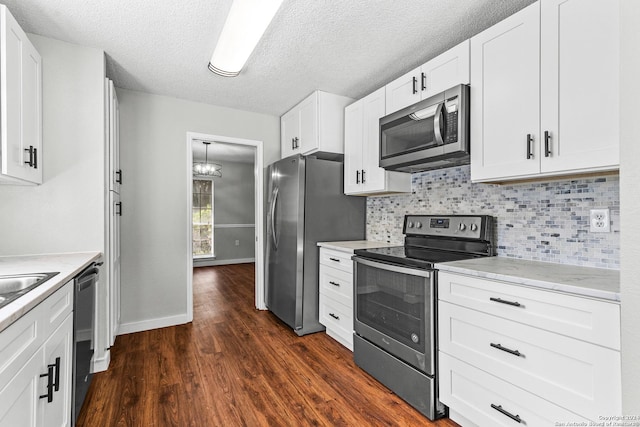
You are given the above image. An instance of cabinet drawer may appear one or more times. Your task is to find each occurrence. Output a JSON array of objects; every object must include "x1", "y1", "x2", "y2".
[
  {"x1": 319, "y1": 265, "x2": 352, "y2": 307},
  {"x1": 319, "y1": 295, "x2": 353, "y2": 349},
  {"x1": 439, "y1": 352, "x2": 590, "y2": 427},
  {"x1": 438, "y1": 271, "x2": 620, "y2": 349},
  {"x1": 319, "y1": 248, "x2": 353, "y2": 274},
  {"x1": 40, "y1": 281, "x2": 73, "y2": 337},
  {"x1": 439, "y1": 301, "x2": 621, "y2": 420}
]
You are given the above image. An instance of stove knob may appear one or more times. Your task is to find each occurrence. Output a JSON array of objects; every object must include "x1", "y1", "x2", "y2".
[
  {"x1": 407, "y1": 221, "x2": 414, "y2": 228},
  {"x1": 459, "y1": 223, "x2": 467, "y2": 231},
  {"x1": 470, "y1": 223, "x2": 478, "y2": 232},
  {"x1": 415, "y1": 221, "x2": 422, "y2": 229}
]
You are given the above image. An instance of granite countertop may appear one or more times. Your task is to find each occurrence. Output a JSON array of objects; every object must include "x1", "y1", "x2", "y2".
[
  {"x1": 0, "y1": 252, "x2": 102, "y2": 332},
  {"x1": 435, "y1": 257, "x2": 620, "y2": 302},
  {"x1": 317, "y1": 240, "x2": 397, "y2": 253}
]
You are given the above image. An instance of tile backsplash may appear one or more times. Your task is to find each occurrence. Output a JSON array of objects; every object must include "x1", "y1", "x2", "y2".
[{"x1": 366, "y1": 166, "x2": 620, "y2": 269}]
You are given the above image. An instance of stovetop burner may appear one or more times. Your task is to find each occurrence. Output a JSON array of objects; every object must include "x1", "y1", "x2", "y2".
[{"x1": 355, "y1": 214, "x2": 495, "y2": 269}]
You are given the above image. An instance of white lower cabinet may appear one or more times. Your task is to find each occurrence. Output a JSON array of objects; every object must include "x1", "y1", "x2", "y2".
[
  {"x1": 438, "y1": 271, "x2": 621, "y2": 426},
  {"x1": 318, "y1": 247, "x2": 354, "y2": 350},
  {"x1": 0, "y1": 282, "x2": 73, "y2": 427}
]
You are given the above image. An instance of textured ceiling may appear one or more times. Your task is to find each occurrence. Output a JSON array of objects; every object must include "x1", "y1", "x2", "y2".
[{"x1": 4, "y1": 0, "x2": 535, "y2": 116}]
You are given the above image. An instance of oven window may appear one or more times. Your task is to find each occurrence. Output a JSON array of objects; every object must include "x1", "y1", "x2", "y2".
[{"x1": 355, "y1": 262, "x2": 429, "y2": 353}]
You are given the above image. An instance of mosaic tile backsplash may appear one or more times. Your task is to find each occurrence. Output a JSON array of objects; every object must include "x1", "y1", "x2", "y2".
[{"x1": 366, "y1": 166, "x2": 620, "y2": 269}]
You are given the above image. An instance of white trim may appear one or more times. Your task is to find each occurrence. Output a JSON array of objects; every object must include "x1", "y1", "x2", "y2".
[
  {"x1": 186, "y1": 132, "x2": 266, "y2": 315},
  {"x1": 214, "y1": 223, "x2": 255, "y2": 228},
  {"x1": 194, "y1": 257, "x2": 255, "y2": 267},
  {"x1": 118, "y1": 313, "x2": 191, "y2": 335},
  {"x1": 92, "y1": 350, "x2": 111, "y2": 373}
]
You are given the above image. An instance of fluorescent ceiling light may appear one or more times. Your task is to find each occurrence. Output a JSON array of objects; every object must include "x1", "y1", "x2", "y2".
[{"x1": 208, "y1": 0, "x2": 283, "y2": 77}]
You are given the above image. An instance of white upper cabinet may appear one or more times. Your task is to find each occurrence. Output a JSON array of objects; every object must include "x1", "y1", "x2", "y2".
[
  {"x1": 385, "y1": 40, "x2": 470, "y2": 114},
  {"x1": 108, "y1": 80, "x2": 121, "y2": 194},
  {"x1": 0, "y1": 5, "x2": 42, "y2": 185},
  {"x1": 344, "y1": 88, "x2": 411, "y2": 196},
  {"x1": 471, "y1": 0, "x2": 619, "y2": 182},
  {"x1": 539, "y1": 0, "x2": 619, "y2": 174},
  {"x1": 280, "y1": 91, "x2": 353, "y2": 159}
]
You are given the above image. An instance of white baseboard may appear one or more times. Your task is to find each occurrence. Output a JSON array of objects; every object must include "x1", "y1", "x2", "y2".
[
  {"x1": 92, "y1": 349, "x2": 111, "y2": 373},
  {"x1": 118, "y1": 313, "x2": 191, "y2": 335},
  {"x1": 194, "y1": 257, "x2": 255, "y2": 267}
]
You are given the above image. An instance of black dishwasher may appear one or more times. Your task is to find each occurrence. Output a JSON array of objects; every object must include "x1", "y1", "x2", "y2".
[{"x1": 72, "y1": 262, "x2": 100, "y2": 425}]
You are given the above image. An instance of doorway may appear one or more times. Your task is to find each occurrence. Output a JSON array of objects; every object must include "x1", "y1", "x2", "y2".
[{"x1": 186, "y1": 132, "x2": 266, "y2": 317}]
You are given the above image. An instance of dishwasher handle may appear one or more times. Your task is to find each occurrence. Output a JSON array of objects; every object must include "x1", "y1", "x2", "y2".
[{"x1": 76, "y1": 262, "x2": 101, "y2": 290}]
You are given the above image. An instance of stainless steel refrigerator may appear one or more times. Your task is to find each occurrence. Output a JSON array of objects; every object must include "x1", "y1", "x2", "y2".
[{"x1": 266, "y1": 154, "x2": 365, "y2": 335}]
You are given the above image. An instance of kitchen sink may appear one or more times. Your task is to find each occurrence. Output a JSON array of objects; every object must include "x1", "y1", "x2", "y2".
[{"x1": 0, "y1": 272, "x2": 59, "y2": 309}]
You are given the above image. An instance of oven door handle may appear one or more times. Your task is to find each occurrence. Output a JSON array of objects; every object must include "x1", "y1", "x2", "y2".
[{"x1": 353, "y1": 256, "x2": 431, "y2": 278}]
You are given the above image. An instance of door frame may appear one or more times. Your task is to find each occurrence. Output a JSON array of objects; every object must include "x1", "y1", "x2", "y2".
[{"x1": 186, "y1": 132, "x2": 266, "y2": 318}]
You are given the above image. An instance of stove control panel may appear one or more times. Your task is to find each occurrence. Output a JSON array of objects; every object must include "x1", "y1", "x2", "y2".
[{"x1": 404, "y1": 215, "x2": 491, "y2": 240}]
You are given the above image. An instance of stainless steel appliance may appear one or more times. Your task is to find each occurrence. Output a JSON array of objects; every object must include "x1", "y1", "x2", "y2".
[
  {"x1": 266, "y1": 154, "x2": 365, "y2": 335},
  {"x1": 380, "y1": 84, "x2": 470, "y2": 173},
  {"x1": 352, "y1": 215, "x2": 494, "y2": 420},
  {"x1": 72, "y1": 262, "x2": 100, "y2": 425}
]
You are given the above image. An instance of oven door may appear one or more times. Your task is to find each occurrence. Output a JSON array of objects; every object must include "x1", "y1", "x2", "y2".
[{"x1": 353, "y1": 256, "x2": 435, "y2": 375}]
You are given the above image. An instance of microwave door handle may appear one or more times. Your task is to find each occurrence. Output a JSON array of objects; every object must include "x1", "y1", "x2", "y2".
[{"x1": 433, "y1": 102, "x2": 445, "y2": 146}]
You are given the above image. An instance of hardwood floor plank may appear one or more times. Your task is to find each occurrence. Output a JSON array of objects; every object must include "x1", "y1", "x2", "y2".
[{"x1": 77, "y1": 263, "x2": 458, "y2": 426}]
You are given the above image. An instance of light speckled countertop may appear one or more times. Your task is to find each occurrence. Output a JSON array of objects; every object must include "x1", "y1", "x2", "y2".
[
  {"x1": 435, "y1": 257, "x2": 620, "y2": 302},
  {"x1": 0, "y1": 252, "x2": 102, "y2": 332},
  {"x1": 317, "y1": 240, "x2": 397, "y2": 254}
]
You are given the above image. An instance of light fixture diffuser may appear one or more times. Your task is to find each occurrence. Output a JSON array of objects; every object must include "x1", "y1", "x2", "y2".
[{"x1": 208, "y1": 0, "x2": 283, "y2": 77}]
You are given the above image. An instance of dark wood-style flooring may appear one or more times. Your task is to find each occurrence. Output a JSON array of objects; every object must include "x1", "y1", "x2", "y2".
[{"x1": 77, "y1": 263, "x2": 458, "y2": 426}]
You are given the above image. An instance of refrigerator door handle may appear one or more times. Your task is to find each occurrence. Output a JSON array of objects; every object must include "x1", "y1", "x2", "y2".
[{"x1": 270, "y1": 187, "x2": 279, "y2": 249}]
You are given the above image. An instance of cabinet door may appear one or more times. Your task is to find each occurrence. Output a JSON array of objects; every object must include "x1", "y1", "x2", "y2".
[
  {"x1": 41, "y1": 315, "x2": 73, "y2": 427},
  {"x1": 343, "y1": 99, "x2": 363, "y2": 195},
  {"x1": 280, "y1": 108, "x2": 298, "y2": 158},
  {"x1": 385, "y1": 66, "x2": 421, "y2": 114},
  {"x1": 109, "y1": 191, "x2": 121, "y2": 345},
  {"x1": 470, "y1": 2, "x2": 541, "y2": 182},
  {"x1": 421, "y1": 39, "x2": 470, "y2": 99},
  {"x1": 297, "y1": 92, "x2": 318, "y2": 154},
  {"x1": 540, "y1": 0, "x2": 619, "y2": 173},
  {"x1": 1, "y1": 7, "x2": 42, "y2": 184},
  {"x1": 0, "y1": 347, "x2": 43, "y2": 427},
  {"x1": 361, "y1": 87, "x2": 386, "y2": 192},
  {"x1": 108, "y1": 80, "x2": 121, "y2": 194}
]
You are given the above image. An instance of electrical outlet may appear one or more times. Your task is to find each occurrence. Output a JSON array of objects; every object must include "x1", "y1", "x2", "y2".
[
  {"x1": 590, "y1": 208, "x2": 611, "y2": 233},
  {"x1": 235, "y1": 240, "x2": 240, "y2": 246}
]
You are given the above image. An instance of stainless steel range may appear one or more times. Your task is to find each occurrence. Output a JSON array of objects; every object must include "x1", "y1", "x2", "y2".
[{"x1": 352, "y1": 214, "x2": 495, "y2": 420}]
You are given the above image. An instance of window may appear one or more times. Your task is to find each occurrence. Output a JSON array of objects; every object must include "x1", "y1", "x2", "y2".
[{"x1": 193, "y1": 179, "x2": 214, "y2": 257}]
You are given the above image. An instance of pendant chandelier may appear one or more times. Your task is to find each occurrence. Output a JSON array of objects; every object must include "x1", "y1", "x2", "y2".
[{"x1": 193, "y1": 141, "x2": 222, "y2": 178}]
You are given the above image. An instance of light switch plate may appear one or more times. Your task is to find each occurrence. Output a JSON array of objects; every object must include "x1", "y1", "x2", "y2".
[{"x1": 590, "y1": 208, "x2": 611, "y2": 233}]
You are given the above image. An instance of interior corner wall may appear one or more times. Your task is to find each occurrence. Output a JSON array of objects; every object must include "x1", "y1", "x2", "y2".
[
  {"x1": 619, "y1": 0, "x2": 640, "y2": 413},
  {"x1": 0, "y1": 35, "x2": 105, "y2": 256},
  {"x1": 117, "y1": 89, "x2": 279, "y2": 332}
]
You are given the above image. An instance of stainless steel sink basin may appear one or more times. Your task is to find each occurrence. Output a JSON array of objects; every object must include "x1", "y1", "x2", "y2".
[{"x1": 0, "y1": 272, "x2": 59, "y2": 309}]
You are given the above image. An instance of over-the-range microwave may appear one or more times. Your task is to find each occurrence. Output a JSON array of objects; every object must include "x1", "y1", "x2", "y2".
[{"x1": 380, "y1": 84, "x2": 470, "y2": 173}]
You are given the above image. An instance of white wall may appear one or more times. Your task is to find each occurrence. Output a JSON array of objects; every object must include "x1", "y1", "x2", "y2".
[
  {"x1": 117, "y1": 89, "x2": 279, "y2": 333},
  {"x1": 619, "y1": 0, "x2": 640, "y2": 413},
  {"x1": 0, "y1": 35, "x2": 105, "y2": 255}
]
